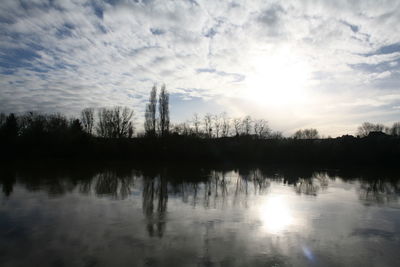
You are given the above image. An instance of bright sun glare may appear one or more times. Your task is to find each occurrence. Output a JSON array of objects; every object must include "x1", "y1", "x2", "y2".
[
  {"x1": 245, "y1": 49, "x2": 311, "y2": 107},
  {"x1": 259, "y1": 195, "x2": 293, "y2": 233}
]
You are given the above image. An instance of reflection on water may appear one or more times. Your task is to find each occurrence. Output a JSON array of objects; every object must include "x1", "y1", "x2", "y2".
[
  {"x1": 0, "y1": 163, "x2": 400, "y2": 266},
  {"x1": 259, "y1": 195, "x2": 293, "y2": 233}
]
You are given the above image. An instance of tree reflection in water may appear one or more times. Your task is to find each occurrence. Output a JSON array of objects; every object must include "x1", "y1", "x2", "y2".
[
  {"x1": 294, "y1": 172, "x2": 330, "y2": 196},
  {"x1": 142, "y1": 173, "x2": 168, "y2": 238},
  {"x1": 0, "y1": 163, "x2": 399, "y2": 238},
  {"x1": 358, "y1": 179, "x2": 400, "y2": 204}
]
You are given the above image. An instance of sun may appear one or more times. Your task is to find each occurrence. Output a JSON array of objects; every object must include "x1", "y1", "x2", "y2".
[{"x1": 244, "y1": 49, "x2": 311, "y2": 107}]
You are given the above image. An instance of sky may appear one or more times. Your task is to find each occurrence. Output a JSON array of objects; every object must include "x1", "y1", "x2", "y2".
[{"x1": 1, "y1": 0, "x2": 400, "y2": 136}]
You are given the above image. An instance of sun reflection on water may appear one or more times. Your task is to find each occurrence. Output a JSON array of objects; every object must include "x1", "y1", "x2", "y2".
[{"x1": 258, "y1": 195, "x2": 293, "y2": 233}]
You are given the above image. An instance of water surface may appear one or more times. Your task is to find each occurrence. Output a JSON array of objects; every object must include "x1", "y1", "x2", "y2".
[{"x1": 1, "y1": 163, "x2": 399, "y2": 266}]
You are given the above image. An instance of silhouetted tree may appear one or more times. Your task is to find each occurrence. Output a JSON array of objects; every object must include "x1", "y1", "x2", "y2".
[
  {"x1": 97, "y1": 108, "x2": 113, "y2": 138},
  {"x1": 0, "y1": 113, "x2": 6, "y2": 127},
  {"x1": 145, "y1": 85, "x2": 157, "y2": 136},
  {"x1": 70, "y1": 118, "x2": 83, "y2": 132},
  {"x1": 1, "y1": 113, "x2": 19, "y2": 140},
  {"x1": 304, "y1": 128, "x2": 319, "y2": 139},
  {"x1": 269, "y1": 131, "x2": 283, "y2": 139},
  {"x1": 19, "y1": 112, "x2": 45, "y2": 138},
  {"x1": 81, "y1": 108, "x2": 95, "y2": 135},
  {"x1": 204, "y1": 113, "x2": 213, "y2": 138},
  {"x1": 390, "y1": 122, "x2": 400, "y2": 136},
  {"x1": 171, "y1": 122, "x2": 191, "y2": 136},
  {"x1": 233, "y1": 117, "x2": 242, "y2": 136},
  {"x1": 293, "y1": 128, "x2": 319, "y2": 139},
  {"x1": 158, "y1": 85, "x2": 169, "y2": 136},
  {"x1": 213, "y1": 114, "x2": 221, "y2": 138},
  {"x1": 221, "y1": 112, "x2": 230, "y2": 137},
  {"x1": 47, "y1": 113, "x2": 68, "y2": 135},
  {"x1": 114, "y1": 107, "x2": 134, "y2": 138},
  {"x1": 242, "y1": 115, "x2": 252, "y2": 135},
  {"x1": 357, "y1": 122, "x2": 385, "y2": 137},
  {"x1": 96, "y1": 107, "x2": 134, "y2": 138},
  {"x1": 254, "y1": 119, "x2": 270, "y2": 138},
  {"x1": 192, "y1": 113, "x2": 201, "y2": 136}
]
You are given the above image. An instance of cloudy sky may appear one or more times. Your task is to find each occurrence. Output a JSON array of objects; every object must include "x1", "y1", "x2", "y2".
[{"x1": 1, "y1": 0, "x2": 400, "y2": 136}]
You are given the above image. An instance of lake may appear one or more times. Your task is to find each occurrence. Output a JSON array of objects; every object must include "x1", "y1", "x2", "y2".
[{"x1": 1, "y1": 162, "x2": 399, "y2": 267}]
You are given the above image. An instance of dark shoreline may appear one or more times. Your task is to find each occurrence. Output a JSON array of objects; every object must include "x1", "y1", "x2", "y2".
[{"x1": 2, "y1": 134, "x2": 400, "y2": 165}]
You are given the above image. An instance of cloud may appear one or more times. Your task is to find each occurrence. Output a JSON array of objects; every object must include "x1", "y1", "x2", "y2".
[{"x1": 0, "y1": 0, "x2": 400, "y2": 135}]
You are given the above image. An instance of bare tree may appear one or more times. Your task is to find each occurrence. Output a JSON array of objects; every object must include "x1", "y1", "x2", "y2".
[
  {"x1": 96, "y1": 107, "x2": 134, "y2": 138},
  {"x1": 128, "y1": 125, "x2": 134, "y2": 138},
  {"x1": 204, "y1": 113, "x2": 213, "y2": 138},
  {"x1": 213, "y1": 114, "x2": 221, "y2": 138},
  {"x1": 47, "y1": 113, "x2": 68, "y2": 134},
  {"x1": 97, "y1": 108, "x2": 112, "y2": 138},
  {"x1": 221, "y1": 112, "x2": 230, "y2": 137},
  {"x1": 81, "y1": 108, "x2": 95, "y2": 135},
  {"x1": 293, "y1": 130, "x2": 302, "y2": 139},
  {"x1": 254, "y1": 119, "x2": 270, "y2": 138},
  {"x1": 233, "y1": 117, "x2": 242, "y2": 136},
  {"x1": 390, "y1": 122, "x2": 400, "y2": 136},
  {"x1": 158, "y1": 85, "x2": 170, "y2": 136},
  {"x1": 303, "y1": 128, "x2": 319, "y2": 139},
  {"x1": 171, "y1": 122, "x2": 190, "y2": 136},
  {"x1": 116, "y1": 106, "x2": 135, "y2": 138},
  {"x1": 269, "y1": 131, "x2": 283, "y2": 139},
  {"x1": 192, "y1": 113, "x2": 201, "y2": 136},
  {"x1": 293, "y1": 128, "x2": 319, "y2": 139},
  {"x1": 145, "y1": 85, "x2": 157, "y2": 136},
  {"x1": 242, "y1": 115, "x2": 252, "y2": 135},
  {"x1": 357, "y1": 122, "x2": 385, "y2": 137}
]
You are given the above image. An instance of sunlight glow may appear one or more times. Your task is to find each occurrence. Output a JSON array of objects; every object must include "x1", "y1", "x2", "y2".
[
  {"x1": 245, "y1": 49, "x2": 311, "y2": 107},
  {"x1": 259, "y1": 195, "x2": 293, "y2": 233}
]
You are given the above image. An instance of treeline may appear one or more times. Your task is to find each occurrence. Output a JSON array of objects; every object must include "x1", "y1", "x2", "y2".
[
  {"x1": 142, "y1": 85, "x2": 287, "y2": 139},
  {"x1": 1, "y1": 85, "x2": 400, "y2": 163},
  {"x1": 357, "y1": 122, "x2": 400, "y2": 137}
]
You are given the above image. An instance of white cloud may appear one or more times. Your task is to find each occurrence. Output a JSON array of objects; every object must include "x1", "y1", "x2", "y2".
[{"x1": 0, "y1": 0, "x2": 400, "y2": 135}]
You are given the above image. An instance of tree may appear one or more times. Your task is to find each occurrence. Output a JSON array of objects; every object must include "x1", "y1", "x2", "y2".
[
  {"x1": 47, "y1": 113, "x2": 68, "y2": 135},
  {"x1": 69, "y1": 118, "x2": 84, "y2": 136},
  {"x1": 254, "y1": 119, "x2": 270, "y2": 138},
  {"x1": 203, "y1": 113, "x2": 213, "y2": 138},
  {"x1": 115, "y1": 106, "x2": 134, "y2": 138},
  {"x1": 171, "y1": 122, "x2": 190, "y2": 136},
  {"x1": 144, "y1": 85, "x2": 157, "y2": 136},
  {"x1": 293, "y1": 128, "x2": 319, "y2": 139},
  {"x1": 357, "y1": 122, "x2": 385, "y2": 137},
  {"x1": 81, "y1": 108, "x2": 95, "y2": 135},
  {"x1": 97, "y1": 108, "x2": 113, "y2": 138},
  {"x1": 158, "y1": 85, "x2": 169, "y2": 136},
  {"x1": 1, "y1": 113, "x2": 19, "y2": 140},
  {"x1": 213, "y1": 114, "x2": 221, "y2": 138},
  {"x1": 192, "y1": 113, "x2": 201, "y2": 136},
  {"x1": 233, "y1": 117, "x2": 242, "y2": 136},
  {"x1": 0, "y1": 113, "x2": 5, "y2": 126},
  {"x1": 19, "y1": 112, "x2": 46, "y2": 138},
  {"x1": 303, "y1": 128, "x2": 319, "y2": 139},
  {"x1": 221, "y1": 112, "x2": 230, "y2": 137},
  {"x1": 390, "y1": 122, "x2": 400, "y2": 136},
  {"x1": 96, "y1": 107, "x2": 134, "y2": 138},
  {"x1": 242, "y1": 115, "x2": 252, "y2": 135},
  {"x1": 269, "y1": 131, "x2": 283, "y2": 139}
]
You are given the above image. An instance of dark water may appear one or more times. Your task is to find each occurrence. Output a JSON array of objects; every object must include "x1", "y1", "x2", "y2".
[{"x1": 1, "y1": 163, "x2": 400, "y2": 267}]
